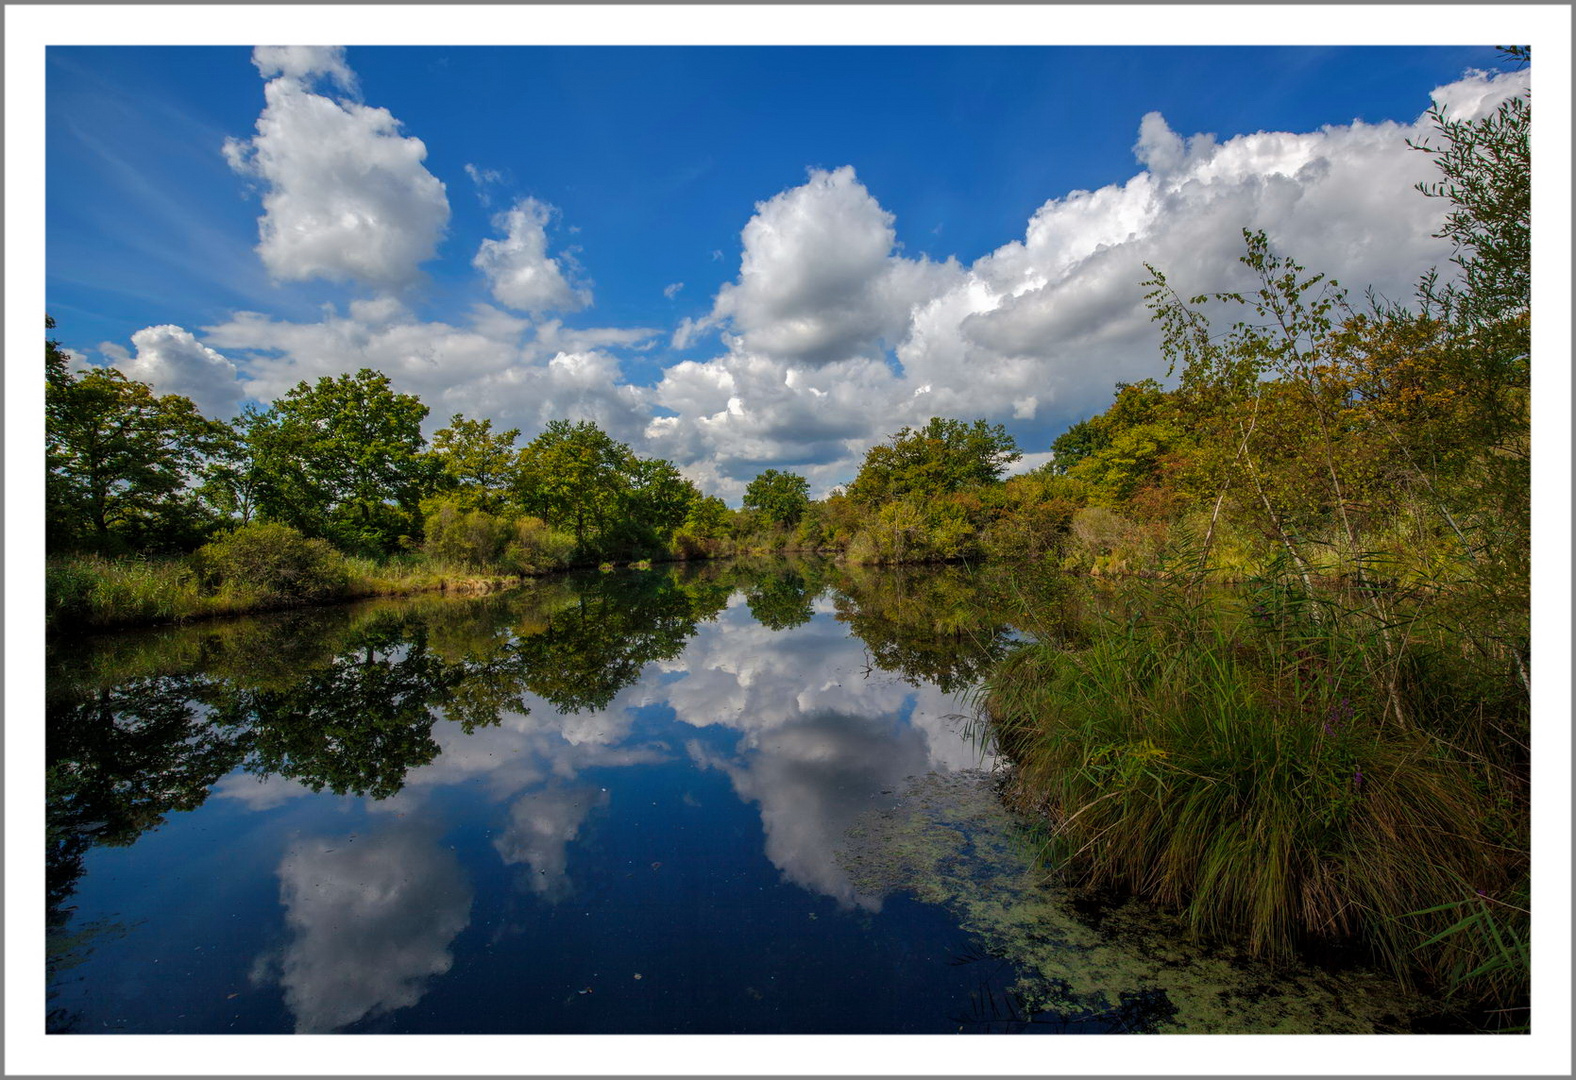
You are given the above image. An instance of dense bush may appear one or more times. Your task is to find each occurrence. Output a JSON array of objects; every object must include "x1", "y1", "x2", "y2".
[
  {"x1": 502, "y1": 516, "x2": 575, "y2": 575},
  {"x1": 846, "y1": 495, "x2": 981, "y2": 565},
  {"x1": 423, "y1": 498, "x2": 511, "y2": 569},
  {"x1": 668, "y1": 527, "x2": 728, "y2": 561},
  {"x1": 198, "y1": 522, "x2": 350, "y2": 603}
]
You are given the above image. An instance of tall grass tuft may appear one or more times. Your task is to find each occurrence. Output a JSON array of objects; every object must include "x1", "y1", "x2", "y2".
[
  {"x1": 48, "y1": 529, "x2": 536, "y2": 632},
  {"x1": 46, "y1": 555, "x2": 203, "y2": 630},
  {"x1": 982, "y1": 560, "x2": 1527, "y2": 1021}
]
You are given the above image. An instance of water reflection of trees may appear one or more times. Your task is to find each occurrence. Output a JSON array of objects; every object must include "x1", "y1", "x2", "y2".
[
  {"x1": 742, "y1": 567, "x2": 818, "y2": 631},
  {"x1": 45, "y1": 567, "x2": 732, "y2": 948},
  {"x1": 211, "y1": 615, "x2": 469, "y2": 799},
  {"x1": 45, "y1": 559, "x2": 1037, "y2": 1006},
  {"x1": 47, "y1": 676, "x2": 250, "y2": 929},
  {"x1": 510, "y1": 569, "x2": 731, "y2": 711},
  {"x1": 827, "y1": 564, "x2": 1019, "y2": 694}
]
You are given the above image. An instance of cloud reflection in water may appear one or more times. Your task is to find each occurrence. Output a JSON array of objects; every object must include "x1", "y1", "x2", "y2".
[{"x1": 256, "y1": 823, "x2": 472, "y2": 1032}]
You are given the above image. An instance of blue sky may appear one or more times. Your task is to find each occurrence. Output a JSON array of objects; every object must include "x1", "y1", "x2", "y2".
[{"x1": 43, "y1": 39, "x2": 1528, "y2": 499}]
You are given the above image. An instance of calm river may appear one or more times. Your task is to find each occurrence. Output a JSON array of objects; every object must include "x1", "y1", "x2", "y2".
[{"x1": 45, "y1": 560, "x2": 1436, "y2": 1034}]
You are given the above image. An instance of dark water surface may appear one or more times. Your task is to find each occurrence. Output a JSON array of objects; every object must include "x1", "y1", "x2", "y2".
[{"x1": 45, "y1": 560, "x2": 1431, "y2": 1035}]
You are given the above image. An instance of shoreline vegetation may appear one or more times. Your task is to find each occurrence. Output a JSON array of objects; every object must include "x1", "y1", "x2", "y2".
[{"x1": 45, "y1": 54, "x2": 1529, "y2": 1029}]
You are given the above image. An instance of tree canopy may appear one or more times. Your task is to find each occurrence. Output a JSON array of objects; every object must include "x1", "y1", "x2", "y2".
[
  {"x1": 743, "y1": 468, "x2": 812, "y2": 527},
  {"x1": 847, "y1": 417, "x2": 1021, "y2": 505},
  {"x1": 46, "y1": 339, "x2": 223, "y2": 553},
  {"x1": 429, "y1": 414, "x2": 522, "y2": 514},
  {"x1": 251, "y1": 369, "x2": 434, "y2": 556}
]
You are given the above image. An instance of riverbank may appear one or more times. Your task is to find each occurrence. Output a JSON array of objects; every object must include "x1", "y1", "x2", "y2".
[
  {"x1": 978, "y1": 568, "x2": 1531, "y2": 1031},
  {"x1": 45, "y1": 552, "x2": 536, "y2": 633}
]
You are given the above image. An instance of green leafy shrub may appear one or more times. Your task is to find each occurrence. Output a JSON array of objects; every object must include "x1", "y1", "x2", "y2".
[
  {"x1": 847, "y1": 496, "x2": 980, "y2": 564},
  {"x1": 423, "y1": 498, "x2": 510, "y2": 569},
  {"x1": 668, "y1": 528, "x2": 727, "y2": 561},
  {"x1": 1061, "y1": 505, "x2": 1165, "y2": 576},
  {"x1": 502, "y1": 516, "x2": 575, "y2": 575},
  {"x1": 198, "y1": 522, "x2": 349, "y2": 603}
]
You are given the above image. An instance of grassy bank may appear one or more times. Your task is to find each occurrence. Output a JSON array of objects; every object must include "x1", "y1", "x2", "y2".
[
  {"x1": 45, "y1": 551, "x2": 533, "y2": 632},
  {"x1": 980, "y1": 564, "x2": 1530, "y2": 1029}
]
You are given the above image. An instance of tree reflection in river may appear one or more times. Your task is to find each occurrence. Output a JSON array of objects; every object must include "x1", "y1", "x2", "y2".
[
  {"x1": 45, "y1": 559, "x2": 1032, "y2": 1033},
  {"x1": 44, "y1": 569, "x2": 741, "y2": 943},
  {"x1": 46, "y1": 676, "x2": 249, "y2": 951},
  {"x1": 828, "y1": 562, "x2": 1019, "y2": 693}
]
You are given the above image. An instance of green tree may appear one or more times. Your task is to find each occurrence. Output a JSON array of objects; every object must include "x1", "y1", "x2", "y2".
[
  {"x1": 1144, "y1": 233, "x2": 1374, "y2": 587},
  {"x1": 1049, "y1": 416, "x2": 1108, "y2": 475},
  {"x1": 742, "y1": 468, "x2": 811, "y2": 527},
  {"x1": 252, "y1": 369, "x2": 434, "y2": 556},
  {"x1": 1410, "y1": 46, "x2": 1530, "y2": 331},
  {"x1": 46, "y1": 337, "x2": 224, "y2": 552},
  {"x1": 45, "y1": 315, "x2": 70, "y2": 390},
  {"x1": 624, "y1": 457, "x2": 702, "y2": 540},
  {"x1": 1060, "y1": 381, "x2": 1189, "y2": 506},
  {"x1": 198, "y1": 407, "x2": 270, "y2": 528},
  {"x1": 671, "y1": 493, "x2": 732, "y2": 559},
  {"x1": 514, "y1": 419, "x2": 634, "y2": 554},
  {"x1": 684, "y1": 495, "x2": 731, "y2": 538},
  {"x1": 847, "y1": 417, "x2": 1020, "y2": 506},
  {"x1": 45, "y1": 317, "x2": 75, "y2": 542},
  {"x1": 429, "y1": 413, "x2": 521, "y2": 513}
]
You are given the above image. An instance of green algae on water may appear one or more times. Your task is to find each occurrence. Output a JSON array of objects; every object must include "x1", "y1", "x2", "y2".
[{"x1": 838, "y1": 770, "x2": 1432, "y2": 1033}]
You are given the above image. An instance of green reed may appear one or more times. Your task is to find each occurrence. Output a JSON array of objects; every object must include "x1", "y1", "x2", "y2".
[{"x1": 981, "y1": 559, "x2": 1528, "y2": 1025}]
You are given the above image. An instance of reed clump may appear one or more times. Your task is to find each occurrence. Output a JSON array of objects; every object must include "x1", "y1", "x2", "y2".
[
  {"x1": 46, "y1": 554, "x2": 203, "y2": 629},
  {"x1": 46, "y1": 523, "x2": 531, "y2": 631},
  {"x1": 983, "y1": 564, "x2": 1528, "y2": 1024}
]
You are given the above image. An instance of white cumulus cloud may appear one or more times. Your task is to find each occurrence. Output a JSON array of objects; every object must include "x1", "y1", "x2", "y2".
[
  {"x1": 203, "y1": 301, "x2": 656, "y2": 447},
  {"x1": 223, "y1": 47, "x2": 450, "y2": 290},
  {"x1": 473, "y1": 198, "x2": 590, "y2": 314},
  {"x1": 710, "y1": 165, "x2": 960, "y2": 367},
  {"x1": 250, "y1": 45, "x2": 357, "y2": 91},
  {"x1": 1429, "y1": 65, "x2": 1530, "y2": 121},
  {"x1": 104, "y1": 324, "x2": 245, "y2": 418},
  {"x1": 190, "y1": 62, "x2": 1525, "y2": 503},
  {"x1": 645, "y1": 68, "x2": 1524, "y2": 496}
]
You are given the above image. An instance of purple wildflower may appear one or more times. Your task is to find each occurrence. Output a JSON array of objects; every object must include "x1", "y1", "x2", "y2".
[{"x1": 1323, "y1": 696, "x2": 1354, "y2": 734}]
